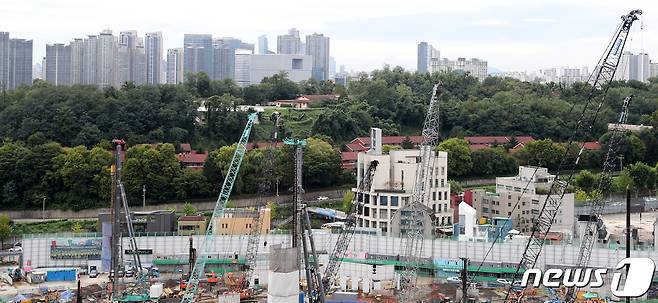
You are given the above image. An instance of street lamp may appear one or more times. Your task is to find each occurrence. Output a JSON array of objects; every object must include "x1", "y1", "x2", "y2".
[{"x1": 142, "y1": 185, "x2": 146, "y2": 209}]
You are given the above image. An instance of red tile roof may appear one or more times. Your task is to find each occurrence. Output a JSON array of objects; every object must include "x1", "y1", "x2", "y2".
[
  {"x1": 582, "y1": 141, "x2": 601, "y2": 150},
  {"x1": 341, "y1": 151, "x2": 359, "y2": 161},
  {"x1": 345, "y1": 135, "x2": 424, "y2": 151},
  {"x1": 177, "y1": 152, "x2": 208, "y2": 164}
]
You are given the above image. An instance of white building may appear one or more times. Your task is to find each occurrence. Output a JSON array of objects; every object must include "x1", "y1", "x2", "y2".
[
  {"x1": 615, "y1": 52, "x2": 651, "y2": 82},
  {"x1": 650, "y1": 60, "x2": 658, "y2": 79},
  {"x1": 355, "y1": 128, "x2": 451, "y2": 236},
  {"x1": 431, "y1": 57, "x2": 487, "y2": 81},
  {"x1": 96, "y1": 29, "x2": 118, "y2": 87},
  {"x1": 234, "y1": 53, "x2": 312, "y2": 87},
  {"x1": 471, "y1": 166, "x2": 575, "y2": 238},
  {"x1": 166, "y1": 48, "x2": 184, "y2": 84},
  {"x1": 417, "y1": 41, "x2": 440, "y2": 73}
]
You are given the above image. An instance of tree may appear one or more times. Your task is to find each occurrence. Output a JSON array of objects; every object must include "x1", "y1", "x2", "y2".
[
  {"x1": 401, "y1": 136, "x2": 414, "y2": 149},
  {"x1": 123, "y1": 144, "x2": 181, "y2": 202},
  {"x1": 437, "y1": 138, "x2": 472, "y2": 177},
  {"x1": 626, "y1": 162, "x2": 657, "y2": 195},
  {"x1": 341, "y1": 191, "x2": 355, "y2": 213},
  {"x1": 470, "y1": 148, "x2": 517, "y2": 176},
  {"x1": 71, "y1": 221, "x2": 84, "y2": 232},
  {"x1": 303, "y1": 138, "x2": 343, "y2": 188},
  {"x1": 574, "y1": 170, "x2": 597, "y2": 193},
  {"x1": 174, "y1": 169, "x2": 211, "y2": 200},
  {"x1": 0, "y1": 215, "x2": 12, "y2": 249},
  {"x1": 182, "y1": 202, "x2": 198, "y2": 216},
  {"x1": 514, "y1": 139, "x2": 565, "y2": 171},
  {"x1": 448, "y1": 180, "x2": 463, "y2": 194},
  {"x1": 382, "y1": 145, "x2": 401, "y2": 154},
  {"x1": 266, "y1": 201, "x2": 278, "y2": 219}
]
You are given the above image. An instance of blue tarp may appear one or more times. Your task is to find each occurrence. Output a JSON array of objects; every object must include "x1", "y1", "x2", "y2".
[{"x1": 46, "y1": 269, "x2": 76, "y2": 281}]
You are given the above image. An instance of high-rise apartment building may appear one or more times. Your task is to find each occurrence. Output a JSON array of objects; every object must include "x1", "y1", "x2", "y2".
[
  {"x1": 45, "y1": 43, "x2": 71, "y2": 86},
  {"x1": 166, "y1": 48, "x2": 184, "y2": 84},
  {"x1": 69, "y1": 38, "x2": 84, "y2": 84},
  {"x1": 8, "y1": 38, "x2": 33, "y2": 89},
  {"x1": 651, "y1": 60, "x2": 658, "y2": 79},
  {"x1": 615, "y1": 52, "x2": 651, "y2": 82},
  {"x1": 145, "y1": 32, "x2": 163, "y2": 85},
  {"x1": 0, "y1": 32, "x2": 8, "y2": 88},
  {"x1": 417, "y1": 42, "x2": 439, "y2": 73},
  {"x1": 0, "y1": 32, "x2": 33, "y2": 89},
  {"x1": 355, "y1": 128, "x2": 452, "y2": 235},
  {"x1": 277, "y1": 28, "x2": 301, "y2": 55},
  {"x1": 305, "y1": 33, "x2": 330, "y2": 81},
  {"x1": 183, "y1": 34, "x2": 213, "y2": 77},
  {"x1": 117, "y1": 31, "x2": 138, "y2": 85},
  {"x1": 97, "y1": 29, "x2": 117, "y2": 87},
  {"x1": 258, "y1": 35, "x2": 270, "y2": 54},
  {"x1": 82, "y1": 35, "x2": 98, "y2": 85},
  {"x1": 133, "y1": 40, "x2": 147, "y2": 85},
  {"x1": 431, "y1": 57, "x2": 488, "y2": 81}
]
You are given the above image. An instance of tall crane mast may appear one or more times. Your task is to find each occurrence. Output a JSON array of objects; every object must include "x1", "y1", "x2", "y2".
[
  {"x1": 181, "y1": 112, "x2": 258, "y2": 303},
  {"x1": 505, "y1": 9, "x2": 642, "y2": 301},
  {"x1": 242, "y1": 112, "x2": 282, "y2": 290},
  {"x1": 564, "y1": 95, "x2": 633, "y2": 302},
  {"x1": 322, "y1": 160, "x2": 379, "y2": 291},
  {"x1": 399, "y1": 83, "x2": 442, "y2": 301},
  {"x1": 284, "y1": 138, "x2": 326, "y2": 303}
]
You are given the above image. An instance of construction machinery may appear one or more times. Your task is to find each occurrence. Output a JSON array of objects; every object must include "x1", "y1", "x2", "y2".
[
  {"x1": 398, "y1": 83, "x2": 443, "y2": 301},
  {"x1": 322, "y1": 160, "x2": 379, "y2": 291},
  {"x1": 564, "y1": 95, "x2": 633, "y2": 302},
  {"x1": 181, "y1": 112, "x2": 258, "y2": 303},
  {"x1": 505, "y1": 9, "x2": 642, "y2": 302},
  {"x1": 242, "y1": 111, "x2": 282, "y2": 294},
  {"x1": 284, "y1": 138, "x2": 327, "y2": 303},
  {"x1": 109, "y1": 139, "x2": 149, "y2": 302}
]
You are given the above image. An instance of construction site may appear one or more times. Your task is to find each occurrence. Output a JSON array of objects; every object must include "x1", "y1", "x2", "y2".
[{"x1": 2, "y1": 8, "x2": 657, "y2": 303}]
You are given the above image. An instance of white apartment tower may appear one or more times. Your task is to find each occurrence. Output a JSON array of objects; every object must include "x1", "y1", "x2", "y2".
[
  {"x1": 355, "y1": 128, "x2": 451, "y2": 235},
  {"x1": 166, "y1": 48, "x2": 184, "y2": 84},
  {"x1": 145, "y1": 32, "x2": 163, "y2": 85},
  {"x1": 96, "y1": 29, "x2": 117, "y2": 87}
]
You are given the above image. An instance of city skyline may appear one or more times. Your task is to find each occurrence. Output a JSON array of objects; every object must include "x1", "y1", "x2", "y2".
[{"x1": 1, "y1": 0, "x2": 656, "y2": 73}]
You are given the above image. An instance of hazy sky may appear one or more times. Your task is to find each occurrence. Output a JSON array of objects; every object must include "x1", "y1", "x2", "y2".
[{"x1": 1, "y1": 0, "x2": 656, "y2": 73}]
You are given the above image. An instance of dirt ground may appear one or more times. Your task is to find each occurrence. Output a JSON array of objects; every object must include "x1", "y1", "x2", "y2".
[{"x1": 600, "y1": 211, "x2": 658, "y2": 242}]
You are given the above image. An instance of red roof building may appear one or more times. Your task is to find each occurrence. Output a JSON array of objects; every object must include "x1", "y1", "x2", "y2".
[
  {"x1": 341, "y1": 151, "x2": 359, "y2": 170},
  {"x1": 581, "y1": 141, "x2": 601, "y2": 151},
  {"x1": 178, "y1": 152, "x2": 208, "y2": 170}
]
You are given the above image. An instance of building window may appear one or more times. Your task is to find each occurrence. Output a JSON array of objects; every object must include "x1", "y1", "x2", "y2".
[
  {"x1": 380, "y1": 196, "x2": 388, "y2": 206},
  {"x1": 483, "y1": 207, "x2": 489, "y2": 213},
  {"x1": 438, "y1": 204, "x2": 442, "y2": 212},
  {"x1": 433, "y1": 192, "x2": 436, "y2": 201},
  {"x1": 292, "y1": 58, "x2": 303, "y2": 70},
  {"x1": 441, "y1": 167, "x2": 445, "y2": 175},
  {"x1": 364, "y1": 207, "x2": 370, "y2": 217},
  {"x1": 390, "y1": 196, "x2": 399, "y2": 206},
  {"x1": 441, "y1": 179, "x2": 445, "y2": 187}
]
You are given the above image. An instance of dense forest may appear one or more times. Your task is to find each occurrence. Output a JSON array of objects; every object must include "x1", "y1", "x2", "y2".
[{"x1": 1, "y1": 67, "x2": 658, "y2": 210}]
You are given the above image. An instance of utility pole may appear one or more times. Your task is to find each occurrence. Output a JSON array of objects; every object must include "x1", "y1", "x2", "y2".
[
  {"x1": 618, "y1": 155, "x2": 624, "y2": 173},
  {"x1": 460, "y1": 257, "x2": 469, "y2": 303},
  {"x1": 142, "y1": 185, "x2": 146, "y2": 209},
  {"x1": 626, "y1": 185, "x2": 631, "y2": 303},
  {"x1": 42, "y1": 197, "x2": 46, "y2": 220}
]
